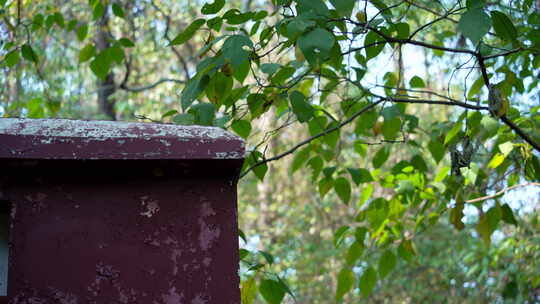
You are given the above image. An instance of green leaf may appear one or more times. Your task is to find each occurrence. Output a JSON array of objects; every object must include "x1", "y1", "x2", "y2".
[
  {"x1": 347, "y1": 168, "x2": 373, "y2": 185},
  {"x1": 336, "y1": 268, "x2": 354, "y2": 301},
  {"x1": 223, "y1": 9, "x2": 253, "y2": 25},
  {"x1": 476, "y1": 213, "x2": 492, "y2": 246},
  {"x1": 501, "y1": 204, "x2": 517, "y2": 226},
  {"x1": 206, "y1": 71, "x2": 233, "y2": 104},
  {"x1": 53, "y1": 12, "x2": 64, "y2": 28},
  {"x1": 296, "y1": 0, "x2": 329, "y2": 17},
  {"x1": 259, "y1": 250, "x2": 275, "y2": 264},
  {"x1": 346, "y1": 241, "x2": 364, "y2": 266},
  {"x1": 409, "y1": 75, "x2": 425, "y2": 88},
  {"x1": 190, "y1": 103, "x2": 216, "y2": 126},
  {"x1": 214, "y1": 115, "x2": 231, "y2": 128},
  {"x1": 372, "y1": 146, "x2": 390, "y2": 168},
  {"x1": 297, "y1": 28, "x2": 335, "y2": 65},
  {"x1": 201, "y1": 0, "x2": 225, "y2": 15},
  {"x1": 112, "y1": 3, "x2": 125, "y2": 18},
  {"x1": 231, "y1": 120, "x2": 251, "y2": 139},
  {"x1": 27, "y1": 97, "x2": 44, "y2": 118},
  {"x1": 31, "y1": 14, "x2": 44, "y2": 31},
  {"x1": 378, "y1": 250, "x2": 397, "y2": 279},
  {"x1": 289, "y1": 91, "x2": 314, "y2": 123},
  {"x1": 364, "y1": 31, "x2": 385, "y2": 61},
  {"x1": 271, "y1": 66, "x2": 295, "y2": 85},
  {"x1": 245, "y1": 151, "x2": 268, "y2": 181},
  {"x1": 411, "y1": 154, "x2": 428, "y2": 172},
  {"x1": 206, "y1": 16, "x2": 223, "y2": 31},
  {"x1": 89, "y1": 53, "x2": 110, "y2": 79},
  {"x1": 428, "y1": 139, "x2": 445, "y2": 163},
  {"x1": 394, "y1": 22, "x2": 410, "y2": 39},
  {"x1": 181, "y1": 74, "x2": 210, "y2": 110},
  {"x1": 329, "y1": 0, "x2": 355, "y2": 17},
  {"x1": 499, "y1": 142, "x2": 514, "y2": 156},
  {"x1": 241, "y1": 277, "x2": 258, "y2": 304},
  {"x1": 467, "y1": 76, "x2": 485, "y2": 99},
  {"x1": 333, "y1": 226, "x2": 350, "y2": 248},
  {"x1": 490, "y1": 10, "x2": 517, "y2": 41},
  {"x1": 458, "y1": 8, "x2": 491, "y2": 44},
  {"x1": 68, "y1": 20, "x2": 79, "y2": 32},
  {"x1": 334, "y1": 177, "x2": 351, "y2": 204},
  {"x1": 502, "y1": 280, "x2": 518, "y2": 299},
  {"x1": 222, "y1": 35, "x2": 253, "y2": 69},
  {"x1": 77, "y1": 23, "x2": 89, "y2": 41},
  {"x1": 359, "y1": 184, "x2": 373, "y2": 207},
  {"x1": 382, "y1": 117, "x2": 401, "y2": 140},
  {"x1": 444, "y1": 121, "x2": 463, "y2": 145},
  {"x1": 398, "y1": 240, "x2": 416, "y2": 262},
  {"x1": 260, "y1": 279, "x2": 286, "y2": 304},
  {"x1": 170, "y1": 19, "x2": 206, "y2": 46},
  {"x1": 370, "y1": 0, "x2": 392, "y2": 21},
  {"x1": 118, "y1": 38, "x2": 135, "y2": 47},
  {"x1": 21, "y1": 44, "x2": 38, "y2": 63},
  {"x1": 162, "y1": 110, "x2": 178, "y2": 119},
  {"x1": 68, "y1": 20, "x2": 78, "y2": 31},
  {"x1": 260, "y1": 63, "x2": 281, "y2": 76},
  {"x1": 79, "y1": 44, "x2": 96, "y2": 63},
  {"x1": 93, "y1": 2, "x2": 106, "y2": 20},
  {"x1": 239, "y1": 229, "x2": 247, "y2": 243},
  {"x1": 319, "y1": 177, "x2": 334, "y2": 198},
  {"x1": 359, "y1": 267, "x2": 377, "y2": 297},
  {"x1": 173, "y1": 113, "x2": 195, "y2": 125},
  {"x1": 108, "y1": 45, "x2": 124, "y2": 64},
  {"x1": 286, "y1": 17, "x2": 315, "y2": 38},
  {"x1": 291, "y1": 147, "x2": 311, "y2": 173},
  {"x1": 4, "y1": 50, "x2": 20, "y2": 67},
  {"x1": 233, "y1": 59, "x2": 250, "y2": 83},
  {"x1": 466, "y1": 0, "x2": 486, "y2": 9},
  {"x1": 488, "y1": 153, "x2": 505, "y2": 169}
]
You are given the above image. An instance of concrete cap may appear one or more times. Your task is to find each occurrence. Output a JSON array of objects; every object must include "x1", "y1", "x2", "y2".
[{"x1": 0, "y1": 118, "x2": 245, "y2": 160}]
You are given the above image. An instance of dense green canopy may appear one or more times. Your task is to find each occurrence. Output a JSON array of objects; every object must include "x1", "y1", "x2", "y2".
[{"x1": 1, "y1": 0, "x2": 540, "y2": 302}]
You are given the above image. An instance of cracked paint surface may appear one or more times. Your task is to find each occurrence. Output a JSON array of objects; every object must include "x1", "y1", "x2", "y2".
[{"x1": 0, "y1": 118, "x2": 245, "y2": 160}]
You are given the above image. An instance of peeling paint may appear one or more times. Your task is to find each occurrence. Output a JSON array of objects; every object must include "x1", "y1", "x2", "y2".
[
  {"x1": 162, "y1": 287, "x2": 184, "y2": 304},
  {"x1": 140, "y1": 196, "x2": 160, "y2": 218},
  {"x1": 0, "y1": 118, "x2": 246, "y2": 160},
  {"x1": 198, "y1": 203, "x2": 220, "y2": 251},
  {"x1": 202, "y1": 257, "x2": 212, "y2": 267},
  {"x1": 49, "y1": 288, "x2": 79, "y2": 304},
  {"x1": 191, "y1": 294, "x2": 208, "y2": 304},
  {"x1": 0, "y1": 119, "x2": 237, "y2": 140}
]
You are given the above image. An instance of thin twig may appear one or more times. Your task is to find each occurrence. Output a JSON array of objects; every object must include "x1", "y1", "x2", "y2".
[
  {"x1": 120, "y1": 78, "x2": 185, "y2": 93},
  {"x1": 239, "y1": 99, "x2": 386, "y2": 179},
  {"x1": 465, "y1": 182, "x2": 540, "y2": 203},
  {"x1": 500, "y1": 115, "x2": 540, "y2": 152}
]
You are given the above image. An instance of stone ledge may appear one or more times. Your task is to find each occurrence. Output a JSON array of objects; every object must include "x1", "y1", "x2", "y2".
[{"x1": 0, "y1": 118, "x2": 245, "y2": 160}]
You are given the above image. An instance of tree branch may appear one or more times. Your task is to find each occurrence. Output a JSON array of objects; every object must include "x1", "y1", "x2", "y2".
[
  {"x1": 239, "y1": 99, "x2": 386, "y2": 179},
  {"x1": 500, "y1": 115, "x2": 540, "y2": 152},
  {"x1": 389, "y1": 97, "x2": 489, "y2": 111},
  {"x1": 465, "y1": 182, "x2": 540, "y2": 203},
  {"x1": 119, "y1": 78, "x2": 185, "y2": 93}
]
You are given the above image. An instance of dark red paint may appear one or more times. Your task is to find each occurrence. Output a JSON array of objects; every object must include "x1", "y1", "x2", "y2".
[{"x1": 0, "y1": 119, "x2": 245, "y2": 304}]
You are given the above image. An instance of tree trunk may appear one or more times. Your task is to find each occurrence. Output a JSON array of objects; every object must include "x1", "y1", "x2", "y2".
[{"x1": 95, "y1": 10, "x2": 116, "y2": 120}]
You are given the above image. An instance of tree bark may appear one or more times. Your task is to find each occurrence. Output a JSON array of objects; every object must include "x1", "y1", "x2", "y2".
[{"x1": 95, "y1": 9, "x2": 116, "y2": 120}]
